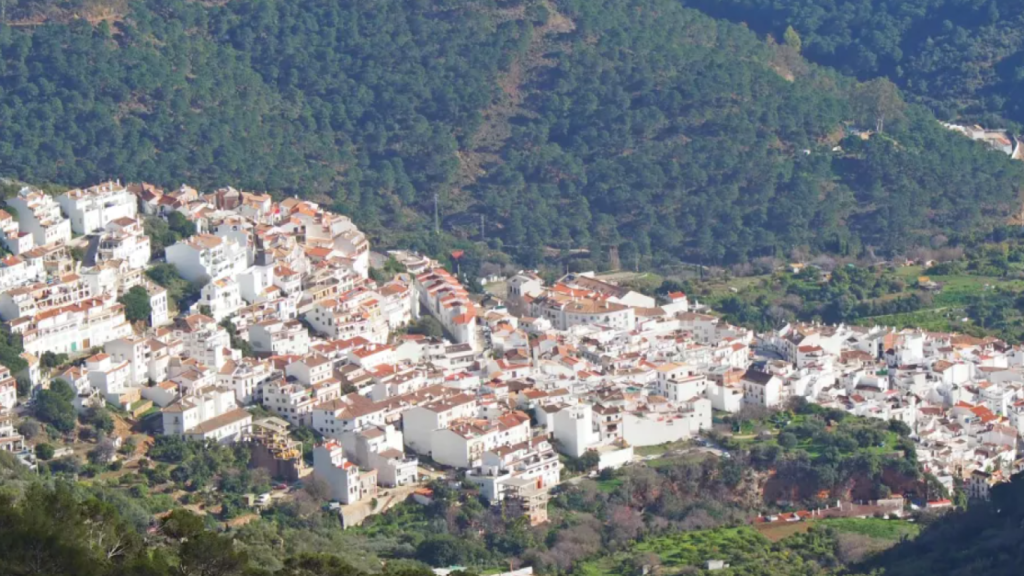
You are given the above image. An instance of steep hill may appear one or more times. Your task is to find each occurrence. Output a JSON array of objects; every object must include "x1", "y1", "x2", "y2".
[
  {"x1": 687, "y1": 0, "x2": 1024, "y2": 127},
  {"x1": 859, "y1": 473, "x2": 1024, "y2": 576},
  {"x1": 0, "y1": 0, "x2": 1021, "y2": 266}
]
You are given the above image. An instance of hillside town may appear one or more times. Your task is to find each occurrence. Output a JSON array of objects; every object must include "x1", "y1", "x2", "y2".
[{"x1": 0, "y1": 180, "x2": 1021, "y2": 528}]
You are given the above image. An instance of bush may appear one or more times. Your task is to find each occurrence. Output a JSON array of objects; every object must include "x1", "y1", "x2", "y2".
[
  {"x1": 34, "y1": 443, "x2": 55, "y2": 460},
  {"x1": 18, "y1": 419, "x2": 41, "y2": 440},
  {"x1": 48, "y1": 455, "x2": 82, "y2": 476},
  {"x1": 118, "y1": 286, "x2": 153, "y2": 324},
  {"x1": 80, "y1": 407, "x2": 115, "y2": 435},
  {"x1": 34, "y1": 387, "x2": 77, "y2": 433},
  {"x1": 778, "y1": 432, "x2": 798, "y2": 449}
]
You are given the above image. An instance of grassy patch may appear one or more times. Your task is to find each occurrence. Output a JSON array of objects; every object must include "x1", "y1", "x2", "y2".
[
  {"x1": 633, "y1": 440, "x2": 691, "y2": 456},
  {"x1": 595, "y1": 477, "x2": 624, "y2": 493},
  {"x1": 819, "y1": 518, "x2": 919, "y2": 541}
]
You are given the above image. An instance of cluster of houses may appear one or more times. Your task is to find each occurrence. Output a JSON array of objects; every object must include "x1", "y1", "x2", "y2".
[{"x1": 1, "y1": 180, "x2": 1022, "y2": 524}]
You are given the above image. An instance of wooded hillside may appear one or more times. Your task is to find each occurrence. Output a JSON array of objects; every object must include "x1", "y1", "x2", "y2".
[{"x1": 0, "y1": 0, "x2": 1020, "y2": 266}]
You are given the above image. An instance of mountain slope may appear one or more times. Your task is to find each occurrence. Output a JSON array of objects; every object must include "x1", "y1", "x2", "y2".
[
  {"x1": 859, "y1": 474, "x2": 1024, "y2": 576},
  {"x1": 686, "y1": 0, "x2": 1024, "y2": 127},
  {"x1": 0, "y1": 0, "x2": 1020, "y2": 266}
]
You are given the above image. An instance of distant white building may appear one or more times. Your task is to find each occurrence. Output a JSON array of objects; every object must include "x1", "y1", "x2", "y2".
[
  {"x1": 173, "y1": 314, "x2": 237, "y2": 370},
  {"x1": 553, "y1": 404, "x2": 597, "y2": 458},
  {"x1": 104, "y1": 336, "x2": 153, "y2": 387},
  {"x1": 147, "y1": 283, "x2": 170, "y2": 327},
  {"x1": 312, "y1": 441, "x2": 378, "y2": 504},
  {"x1": 161, "y1": 385, "x2": 252, "y2": 443},
  {"x1": 6, "y1": 187, "x2": 71, "y2": 247},
  {"x1": 11, "y1": 297, "x2": 132, "y2": 356},
  {"x1": 84, "y1": 352, "x2": 138, "y2": 410},
  {"x1": 248, "y1": 319, "x2": 310, "y2": 356},
  {"x1": 530, "y1": 295, "x2": 636, "y2": 332},
  {"x1": 0, "y1": 254, "x2": 42, "y2": 293},
  {"x1": 166, "y1": 234, "x2": 248, "y2": 284},
  {"x1": 0, "y1": 208, "x2": 31, "y2": 255},
  {"x1": 742, "y1": 368, "x2": 782, "y2": 408},
  {"x1": 340, "y1": 424, "x2": 419, "y2": 487},
  {"x1": 280, "y1": 200, "x2": 370, "y2": 277},
  {"x1": 622, "y1": 398, "x2": 712, "y2": 447},
  {"x1": 58, "y1": 181, "x2": 137, "y2": 235},
  {"x1": 402, "y1": 393, "x2": 479, "y2": 456},
  {"x1": 413, "y1": 268, "x2": 478, "y2": 349},
  {"x1": 192, "y1": 276, "x2": 244, "y2": 322},
  {"x1": 96, "y1": 217, "x2": 150, "y2": 269}
]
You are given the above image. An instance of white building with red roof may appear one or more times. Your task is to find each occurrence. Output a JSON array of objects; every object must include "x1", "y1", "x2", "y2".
[{"x1": 413, "y1": 267, "x2": 478, "y2": 349}]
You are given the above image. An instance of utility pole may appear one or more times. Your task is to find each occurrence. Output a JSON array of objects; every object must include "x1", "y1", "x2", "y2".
[
  {"x1": 433, "y1": 193, "x2": 439, "y2": 235},
  {"x1": 480, "y1": 214, "x2": 485, "y2": 242}
]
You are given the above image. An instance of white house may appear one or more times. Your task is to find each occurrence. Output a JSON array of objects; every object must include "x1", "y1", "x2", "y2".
[
  {"x1": 248, "y1": 319, "x2": 310, "y2": 356},
  {"x1": 166, "y1": 234, "x2": 248, "y2": 284},
  {"x1": 431, "y1": 412, "x2": 531, "y2": 469},
  {"x1": 57, "y1": 181, "x2": 137, "y2": 235},
  {"x1": 193, "y1": 276, "x2": 244, "y2": 322},
  {"x1": 84, "y1": 353, "x2": 138, "y2": 410},
  {"x1": 742, "y1": 368, "x2": 782, "y2": 408},
  {"x1": 413, "y1": 268, "x2": 478, "y2": 349},
  {"x1": 96, "y1": 217, "x2": 150, "y2": 269},
  {"x1": 161, "y1": 385, "x2": 251, "y2": 443},
  {"x1": 402, "y1": 393, "x2": 479, "y2": 455},
  {"x1": 0, "y1": 255, "x2": 41, "y2": 293},
  {"x1": 13, "y1": 297, "x2": 132, "y2": 356},
  {"x1": 6, "y1": 187, "x2": 71, "y2": 247},
  {"x1": 104, "y1": 336, "x2": 152, "y2": 387},
  {"x1": 312, "y1": 441, "x2": 377, "y2": 504},
  {"x1": 173, "y1": 314, "x2": 237, "y2": 370},
  {"x1": 217, "y1": 357, "x2": 272, "y2": 405},
  {"x1": 553, "y1": 404, "x2": 597, "y2": 458}
]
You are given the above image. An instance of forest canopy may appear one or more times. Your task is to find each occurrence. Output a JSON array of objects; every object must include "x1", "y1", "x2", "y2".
[
  {"x1": 688, "y1": 0, "x2": 1024, "y2": 128},
  {"x1": 0, "y1": 0, "x2": 1020, "y2": 267}
]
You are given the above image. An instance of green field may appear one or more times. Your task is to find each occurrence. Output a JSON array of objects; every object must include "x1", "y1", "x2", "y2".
[
  {"x1": 578, "y1": 518, "x2": 920, "y2": 576},
  {"x1": 577, "y1": 527, "x2": 769, "y2": 576},
  {"x1": 633, "y1": 440, "x2": 692, "y2": 457},
  {"x1": 819, "y1": 517, "x2": 920, "y2": 541},
  {"x1": 595, "y1": 477, "x2": 624, "y2": 493}
]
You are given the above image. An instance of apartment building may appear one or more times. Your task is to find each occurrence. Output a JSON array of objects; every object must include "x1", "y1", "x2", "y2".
[
  {"x1": 217, "y1": 357, "x2": 273, "y2": 405},
  {"x1": 12, "y1": 297, "x2": 132, "y2": 356},
  {"x1": 104, "y1": 336, "x2": 152, "y2": 387},
  {"x1": 466, "y1": 437, "x2": 562, "y2": 502},
  {"x1": 413, "y1": 268, "x2": 478, "y2": 349},
  {"x1": 280, "y1": 201, "x2": 369, "y2": 277},
  {"x1": 193, "y1": 276, "x2": 244, "y2": 321},
  {"x1": 57, "y1": 181, "x2": 138, "y2": 234},
  {"x1": 161, "y1": 385, "x2": 252, "y2": 443},
  {"x1": 85, "y1": 353, "x2": 139, "y2": 410},
  {"x1": 312, "y1": 441, "x2": 378, "y2": 504},
  {"x1": 312, "y1": 397, "x2": 389, "y2": 437},
  {"x1": 248, "y1": 319, "x2": 310, "y2": 356},
  {"x1": 6, "y1": 187, "x2": 71, "y2": 247},
  {"x1": 402, "y1": 393, "x2": 479, "y2": 455},
  {"x1": 173, "y1": 314, "x2": 236, "y2": 370},
  {"x1": 0, "y1": 275, "x2": 92, "y2": 321},
  {"x1": 96, "y1": 217, "x2": 150, "y2": 269},
  {"x1": 530, "y1": 294, "x2": 636, "y2": 332},
  {"x1": 166, "y1": 234, "x2": 248, "y2": 283},
  {"x1": 431, "y1": 412, "x2": 531, "y2": 469},
  {"x1": 0, "y1": 208, "x2": 32, "y2": 255},
  {"x1": 339, "y1": 425, "x2": 419, "y2": 487},
  {"x1": 0, "y1": 255, "x2": 41, "y2": 293}
]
